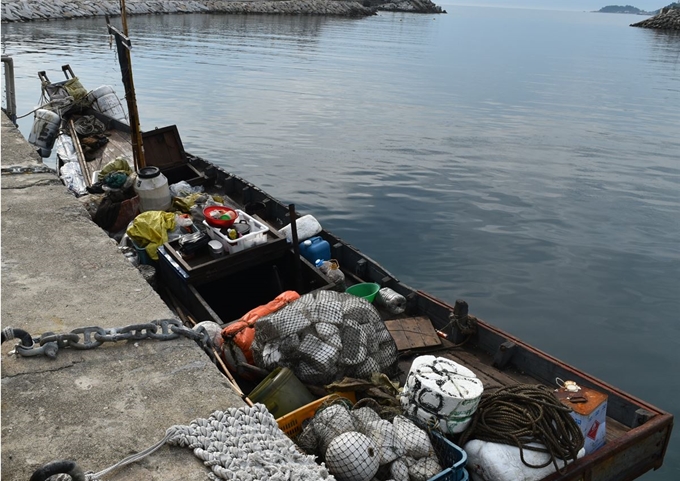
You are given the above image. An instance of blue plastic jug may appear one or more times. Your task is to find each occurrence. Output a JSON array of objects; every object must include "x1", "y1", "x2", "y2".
[{"x1": 299, "y1": 236, "x2": 331, "y2": 264}]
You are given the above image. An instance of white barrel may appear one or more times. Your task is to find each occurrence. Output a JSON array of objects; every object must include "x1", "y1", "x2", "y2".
[
  {"x1": 86, "y1": 85, "x2": 128, "y2": 124},
  {"x1": 28, "y1": 108, "x2": 61, "y2": 158},
  {"x1": 134, "y1": 166, "x2": 171, "y2": 212},
  {"x1": 400, "y1": 355, "x2": 484, "y2": 434}
]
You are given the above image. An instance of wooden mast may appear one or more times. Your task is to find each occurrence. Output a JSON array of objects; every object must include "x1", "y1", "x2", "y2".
[{"x1": 106, "y1": 0, "x2": 145, "y2": 171}]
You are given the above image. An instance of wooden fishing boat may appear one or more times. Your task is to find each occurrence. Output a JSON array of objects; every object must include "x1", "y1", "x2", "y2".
[
  {"x1": 46, "y1": 108, "x2": 673, "y2": 480},
  {"x1": 167, "y1": 153, "x2": 674, "y2": 481},
  {"x1": 37, "y1": 55, "x2": 672, "y2": 481}
]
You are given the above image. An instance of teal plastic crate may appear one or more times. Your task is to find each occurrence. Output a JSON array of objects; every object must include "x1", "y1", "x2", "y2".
[{"x1": 428, "y1": 427, "x2": 468, "y2": 481}]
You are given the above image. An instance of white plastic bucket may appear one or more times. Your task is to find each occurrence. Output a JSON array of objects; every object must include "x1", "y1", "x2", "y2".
[
  {"x1": 86, "y1": 85, "x2": 128, "y2": 124},
  {"x1": 28, "y1": 108, "x2": 61, "y2": 158},
  {"x1": 400, "y1": 355, "x2": 484, "y2": 434},
  {"x1": 134, "y1": 166, "x2": 171, "y2": 212}
]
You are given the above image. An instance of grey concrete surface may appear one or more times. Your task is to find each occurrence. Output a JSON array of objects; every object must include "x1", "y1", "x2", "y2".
[{"x1": 1, "y1": 112, "x2": 245, "y2": 480}]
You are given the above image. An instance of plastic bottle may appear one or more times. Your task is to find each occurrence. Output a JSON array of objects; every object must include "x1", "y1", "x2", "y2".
[
  {"x1": 374, "y1": 287, "x2": 407, "y2": 314},
  {"x1": 315, "y1": 259, "x2": 346, "y2": 291}
]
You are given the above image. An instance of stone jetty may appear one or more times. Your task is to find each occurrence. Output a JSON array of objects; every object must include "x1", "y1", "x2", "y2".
[
  {"x1": 1, "y1": 110, "x2": 246, "y2": 480},
  {"x1": 1, "y1": 0, "x2": 445, "y2": 22},
  {"x1": 631, "y1": 6, "x2": 680, "y2": 29}
]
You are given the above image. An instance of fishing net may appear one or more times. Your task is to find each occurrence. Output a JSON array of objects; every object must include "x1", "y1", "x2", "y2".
[
  {"x1": 295, "y1": 397, "x2": 442, "y2": 481},
  {"x1": 251, "y1": 291, "x2": 398, "y2": 385}
]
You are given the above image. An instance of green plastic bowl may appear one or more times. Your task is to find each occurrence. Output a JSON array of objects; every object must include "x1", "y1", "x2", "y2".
[{"x1": 346, "y1": 282, "x2": 381, "y2": 303}]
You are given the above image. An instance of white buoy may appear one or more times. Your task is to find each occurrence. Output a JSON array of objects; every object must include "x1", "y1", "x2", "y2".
[
  {"x1": 28, "y1": 108, "x2": 61, "y2": 158},
  {"x1": 325, "y1": 431, "x2": 380, "y2": 481},
  {"x1": 400, "y1": 355, "x2": 484, "y2": 434},
  {"x1": 86, "y1": 85, "x2": 128, "y2": 124}
]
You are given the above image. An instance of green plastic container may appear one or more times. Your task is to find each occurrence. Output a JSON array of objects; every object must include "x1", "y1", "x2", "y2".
[
  {"x1": 248, "y1": 367, "x2": 316, "y2": 419},
  {"x1": 346, "y1": 282, "x2": 381, "y2": 303}
]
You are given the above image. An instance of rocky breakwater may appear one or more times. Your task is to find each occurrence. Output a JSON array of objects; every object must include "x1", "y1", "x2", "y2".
[
  {"x1": 369, "y1": 0, "x2": 445, "y2": 14},
  {"x1": 1, "y1": 0, "x2": 444, "y2": 22},
  {"x1": 631, "y1": 6, "x2": 680, "y2": 29}
]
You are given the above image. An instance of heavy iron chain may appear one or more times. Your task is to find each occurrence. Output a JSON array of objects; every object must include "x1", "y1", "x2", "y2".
[
  {"x1": 1, "y1": 165, "x2": 56, "y2": 175},
  {"x1": 12, "y1": 319, "x2": 216, "y2": 364}
]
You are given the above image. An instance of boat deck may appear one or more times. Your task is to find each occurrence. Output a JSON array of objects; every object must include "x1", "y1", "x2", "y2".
[{"x1": 65, "y1": 111, "x2": 133, "y2": 186}]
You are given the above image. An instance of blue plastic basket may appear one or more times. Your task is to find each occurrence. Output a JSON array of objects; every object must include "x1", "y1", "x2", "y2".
[
  {"x1": 131, "y1": 239, "x2": 155, "y2": 266},
  {"x1": 427, "y1": 427, "x2": 468, "y2": 481}
]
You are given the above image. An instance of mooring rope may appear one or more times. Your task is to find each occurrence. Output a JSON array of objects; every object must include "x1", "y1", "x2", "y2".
[
  {"x1": 84, "y1": 404, "x2": 332, "y2": 481},
  {"x1": 458, "y1": 384, "x2": 584, "y2": 473}
]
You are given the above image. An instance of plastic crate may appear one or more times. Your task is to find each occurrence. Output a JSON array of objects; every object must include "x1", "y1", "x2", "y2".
[
  {"x1": 428, "y1": 427, "x2": 468, "y2": 481},
  {"x1": 276, "y1": 392, "x2": 356, "y2": 439},
  {"x1": 204, "y1": 209, "x2": 269, "y2": 254}
]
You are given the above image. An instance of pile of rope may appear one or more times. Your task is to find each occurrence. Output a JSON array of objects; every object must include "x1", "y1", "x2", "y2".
[
  {"x1": 74, "y1": 115, "x2": 106, "y2": 136},
  {"x1": 86, "y1": 404, "x2": 335, "y2": 481},
  {"x1": 458, "y1": 384, "x2": 584, "y2": 473}
]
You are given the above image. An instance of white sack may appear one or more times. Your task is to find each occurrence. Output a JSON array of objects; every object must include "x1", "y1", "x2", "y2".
[{"x1": 465, "y1": 439, "x2": 585, "y2": 481}]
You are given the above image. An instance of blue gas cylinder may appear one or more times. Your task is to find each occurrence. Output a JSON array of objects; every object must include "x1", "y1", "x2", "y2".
[{"x1": 299, "y1": 236, "x2": 331, "y2": 264}]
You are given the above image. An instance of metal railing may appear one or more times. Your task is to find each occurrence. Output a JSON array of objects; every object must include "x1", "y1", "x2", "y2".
[{"x1": 2, "y1": 55, "x2": 17, "y2": 125}]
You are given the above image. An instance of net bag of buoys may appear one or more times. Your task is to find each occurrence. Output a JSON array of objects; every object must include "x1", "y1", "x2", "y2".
[
  {"x1": 250, "y1": 290, "x2": 398, "y2": 385},
  {"x1": 297, "y1": 397, "x2": 442, "y2": 481}
]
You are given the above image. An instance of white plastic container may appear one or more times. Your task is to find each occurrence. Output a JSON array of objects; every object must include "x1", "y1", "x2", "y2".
[
  {"x1": 204, "y1": 209, "x2": 269, "y2": 254},
  {"x1": 86, "y1": 85, "x2": 128, "y2": 124},
  {"x1": 28, "y1": 108, "x2": 61, "y2": 158},
  {"x1": 134, "y1": 166, "x2": 171, "y2": 212}
]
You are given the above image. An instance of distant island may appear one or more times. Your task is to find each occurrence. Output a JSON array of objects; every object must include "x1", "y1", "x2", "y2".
[
  {"x1": 597, "y1": 2, "x2": 680, "y2": 15},
  {"x1": 597, "y1": 5, "x2": 650, "y2": 14}
]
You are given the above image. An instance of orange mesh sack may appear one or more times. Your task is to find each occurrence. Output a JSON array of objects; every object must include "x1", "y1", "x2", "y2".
[{"x1": 221, "y1": 291, "x2": 300, "y2": 376}]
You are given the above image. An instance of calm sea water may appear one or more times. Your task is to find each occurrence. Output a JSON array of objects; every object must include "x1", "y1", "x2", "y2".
[{"x1": 2, "y1": 5, "x2": 679, "y2": 479}]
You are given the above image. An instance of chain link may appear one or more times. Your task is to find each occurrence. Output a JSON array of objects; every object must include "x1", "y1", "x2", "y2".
[
  {"x1": 13, "y1": 319, "x2": 215, "y2": 361},
  {"x1": 1, "y1": 165, "x2": 56, "y2": 175}
]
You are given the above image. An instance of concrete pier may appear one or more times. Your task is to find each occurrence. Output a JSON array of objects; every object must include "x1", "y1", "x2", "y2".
[{"x1": 1, "y1": 111, "x2": 245, "y2": 480}]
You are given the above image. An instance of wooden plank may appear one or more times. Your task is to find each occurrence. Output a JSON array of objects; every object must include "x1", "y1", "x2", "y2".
[{"x1": 385, "y1": 316, "x2": 441, "y2": 351}]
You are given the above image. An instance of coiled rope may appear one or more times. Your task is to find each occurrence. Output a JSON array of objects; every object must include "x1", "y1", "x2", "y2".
[
  {"x1": 458, "y1": 384, "x2": 584, "y2": 473},
  {"x1": 74, "y1": 115, "x2": 106, "y2": 136}
]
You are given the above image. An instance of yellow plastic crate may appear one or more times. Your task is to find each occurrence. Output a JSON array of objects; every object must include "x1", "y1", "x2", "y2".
[{"x1": 276, "y1": 391, "x2": 356, "y2": 439}]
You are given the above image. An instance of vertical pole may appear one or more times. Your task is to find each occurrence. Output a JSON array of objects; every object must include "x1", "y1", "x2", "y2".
[
  {"x1": 109, "y1": 2, "x2": 145, "y2": 171},
  {"x1": 120, "y1": 0, "x2": 129, "y2": 35},
  {"x1": 288, "y1": 204, "x2": 303, "y2": 292},
  {"x1": 1, "y1": 56, "x2": 17, "y2": 125}
]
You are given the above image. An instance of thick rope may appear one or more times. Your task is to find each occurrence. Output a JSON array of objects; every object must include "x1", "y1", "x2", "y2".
[
  {"x1": 458, "y1": 384, "x2": 584, "y2": 474},
  {"x1": 85, "y1": 404, "x2": 333, "y2": 481},
  {"x1": 74, "y1": 115, "x2": 106, "y2": 136}
]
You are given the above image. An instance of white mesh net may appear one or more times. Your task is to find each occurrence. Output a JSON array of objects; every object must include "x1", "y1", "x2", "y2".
[
  {"x1": 251, "y1": 291, "x2": 398, "y2": 385},
  {"x1": 295, "y1": 399, "x2": 442, "y2": 481}
]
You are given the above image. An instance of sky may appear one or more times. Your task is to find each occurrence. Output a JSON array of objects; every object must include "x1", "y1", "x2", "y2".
[{"x1": 439, "y1": 1, "x2": 670, "y2": 11}]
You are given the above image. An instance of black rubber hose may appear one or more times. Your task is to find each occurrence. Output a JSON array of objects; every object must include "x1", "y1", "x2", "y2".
[
  {"x1": 1, "y1": 327, "x2": 33, "y2": 347},
  {"x1": 30, "y1": 460, "x2": 85, "y2": 481}
]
